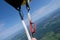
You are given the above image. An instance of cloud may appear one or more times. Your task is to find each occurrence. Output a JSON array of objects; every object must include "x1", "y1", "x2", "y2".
[
  {"x1": 0, "y1": 22, "x2": 23, "y2": 40},
  {"x1": 0, "y1": 23, "x2": 4, "y2": 27},
  {"x1": 0, "y1": 23, "x2": 5, "y2": 32},
  {"x1": 31, "y1": 0, "x2": 60, "y2": 22}
]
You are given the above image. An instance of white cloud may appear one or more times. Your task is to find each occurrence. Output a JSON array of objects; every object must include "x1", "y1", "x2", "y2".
[
  {"x1": 31, "y1": 0, "x2": 60, "y2": 21},
  {"x1": 0, "y1": 23, "x2": 4, "y2": 27},
  {"x1": 0, "y1": 23, "x2": 5, "y2": 32},
  {"x1": 0, "y1": 22, "x2": 23, "y2": 40}
]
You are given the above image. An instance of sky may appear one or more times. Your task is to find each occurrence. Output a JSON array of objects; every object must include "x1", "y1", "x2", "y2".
[{"x1": 0, "y1": 0, "x2": 60, "y2": 40}]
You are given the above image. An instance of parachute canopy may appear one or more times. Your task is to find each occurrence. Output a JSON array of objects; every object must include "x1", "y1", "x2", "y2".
[{"x1": 5, "y1": 0, "x2": 31, "y2": 11}]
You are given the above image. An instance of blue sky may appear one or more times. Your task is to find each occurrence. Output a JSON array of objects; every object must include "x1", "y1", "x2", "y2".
[{"x1": 0, "y1": 0, "x2": 60, "y2": 40}]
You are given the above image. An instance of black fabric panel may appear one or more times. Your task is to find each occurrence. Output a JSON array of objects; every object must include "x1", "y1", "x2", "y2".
[{"x1": 5, "y1": 0, "x2": 23, "y2": 11}]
